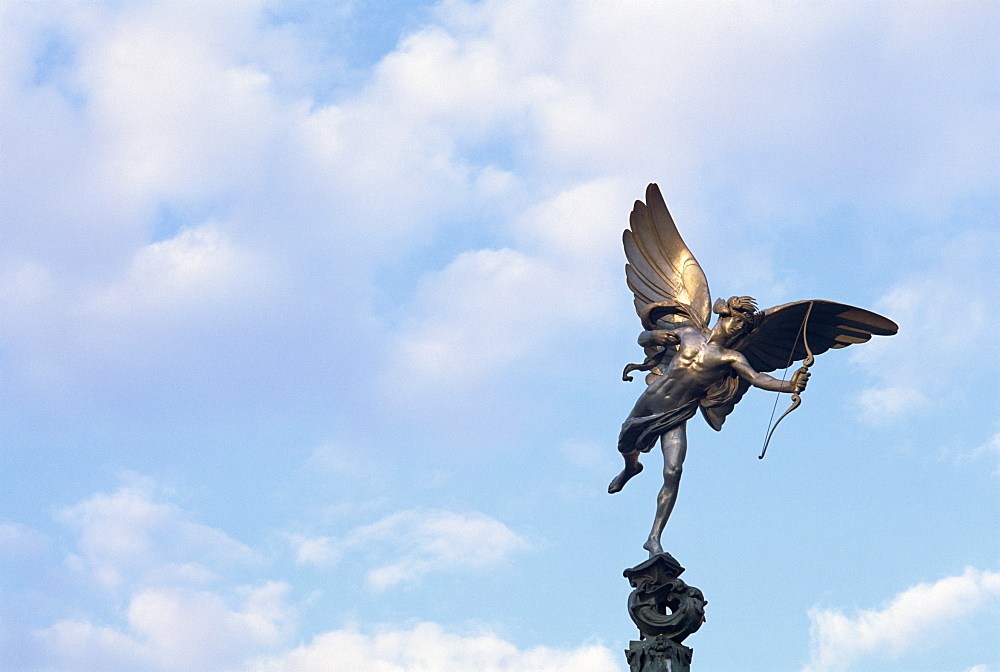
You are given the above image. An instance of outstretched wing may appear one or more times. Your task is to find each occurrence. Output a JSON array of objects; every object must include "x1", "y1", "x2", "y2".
[
  {"x1": 624, "y1": 183, "x2": 712, "y2": 332},
  {"x1": 732, "y1": 300, "x2": 899, "y2": 373},
  {"x1": 700, "y1": 300, "x2": 898, "y2": 430}
]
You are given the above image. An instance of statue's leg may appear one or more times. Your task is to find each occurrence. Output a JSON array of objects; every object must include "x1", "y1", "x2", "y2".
[
  {"x1": 608, "y1": 450, "x2": 643, "y2": 494},
  {"x1": 643, "y1": 423, "x2": 687, "y2": 556}
]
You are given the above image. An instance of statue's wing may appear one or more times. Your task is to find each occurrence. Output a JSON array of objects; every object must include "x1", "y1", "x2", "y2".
[
  {"x1": 732, "y1": 300, "x2": 899, "y2": 373},
  {"x1": 700, "y1": 300, "x2": 898, "y2": 430},
  {"x1": 624, "y1": 184, "x2": 712, "y2": 332}
]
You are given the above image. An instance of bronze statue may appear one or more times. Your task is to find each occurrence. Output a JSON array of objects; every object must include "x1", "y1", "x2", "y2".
[{"x1": 611, "y1": 184, "x2": 898, "y2": 557}]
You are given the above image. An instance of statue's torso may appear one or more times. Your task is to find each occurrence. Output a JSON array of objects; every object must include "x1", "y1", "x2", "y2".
[{"x1": 635, "y1": 330, "x2": 733, "y2": 415}]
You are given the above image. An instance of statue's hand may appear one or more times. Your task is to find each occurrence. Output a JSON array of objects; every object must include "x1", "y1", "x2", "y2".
[
  {"x1": 791, "y1": 369, "x2": 810, "y2": 393},
  {"x1": 646, "y1": 330, "x2": 679, "y2": 347}
]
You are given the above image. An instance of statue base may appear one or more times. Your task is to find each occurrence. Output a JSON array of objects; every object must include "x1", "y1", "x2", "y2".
[
  {"x1": 626, "y1": 636, "x2": 693, "y2": 672},
  {"x1": 622, "y1": 552, "x2": 706, "y2": 671}
]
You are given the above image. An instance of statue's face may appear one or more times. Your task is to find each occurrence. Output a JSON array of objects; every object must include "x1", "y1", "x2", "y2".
[{"x1": 719, "y1": 314, "x2": 750, "y2": 341}]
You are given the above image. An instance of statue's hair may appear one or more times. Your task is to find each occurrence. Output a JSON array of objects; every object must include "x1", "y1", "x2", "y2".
[
  {"x1": 714, "y1": 296, "x2": 761, "y2": 333},
  {"x1": 714, "y1": 295, "x2": 756, "y2": 316}
]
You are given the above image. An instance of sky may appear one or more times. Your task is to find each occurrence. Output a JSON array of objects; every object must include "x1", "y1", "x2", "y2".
[{"x1": 0, "y1": 1, "x2": 997, "y2": 671}]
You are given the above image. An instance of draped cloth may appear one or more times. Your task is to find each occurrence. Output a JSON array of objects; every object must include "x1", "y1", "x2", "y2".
[{"x1": 617, "y1": 399, "x2": 699, "y2": 454}]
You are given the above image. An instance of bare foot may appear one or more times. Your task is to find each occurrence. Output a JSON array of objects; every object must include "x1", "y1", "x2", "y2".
[
  {"x1": 608, "y1": 462, "x2": 643, "y2": 493},
  {"x1": 643, "y1": 538, "x2": 663, "y2": 556}
]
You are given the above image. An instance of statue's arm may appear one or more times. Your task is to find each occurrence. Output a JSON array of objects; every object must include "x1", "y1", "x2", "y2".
[
  {"x1": 638, "y1": 328, "x2": 683, "y2": 349},
  {"x1": 730, "y1": 353, "x2": 808, "y2": 393}
]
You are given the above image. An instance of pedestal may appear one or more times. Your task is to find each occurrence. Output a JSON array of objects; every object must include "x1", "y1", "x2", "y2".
[
  {"x1": 622, "y1": 553, "x2": 707, "y2": 672},
  {"x1": 625, "y1": 636, "x2": 693, "y2": 672}
]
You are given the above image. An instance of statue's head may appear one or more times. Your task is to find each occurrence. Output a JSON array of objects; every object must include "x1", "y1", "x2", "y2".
[{"x1": 712, "y1": 296, "x2": 759, "y2": 341}]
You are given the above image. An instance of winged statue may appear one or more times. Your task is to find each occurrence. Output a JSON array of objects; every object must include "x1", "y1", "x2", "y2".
[{"x1": 611, "y1": 184, "x2": 898, "y2": 557}]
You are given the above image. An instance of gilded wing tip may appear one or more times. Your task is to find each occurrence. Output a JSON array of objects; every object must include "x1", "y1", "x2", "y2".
[{"x1": 645, "y1": 183, "x2": 664, "y2": 206}]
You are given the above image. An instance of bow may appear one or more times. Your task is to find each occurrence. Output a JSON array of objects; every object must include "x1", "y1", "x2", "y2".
[{"x1": 758, "y1": 301, "x2": 814, "y2": 459}]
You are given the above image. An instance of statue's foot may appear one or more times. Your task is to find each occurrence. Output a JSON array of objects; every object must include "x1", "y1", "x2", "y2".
[
  {"x1": 643, "y1": 538, "x2": 664, "y2": 557},
  {"x1": 608, "y1": 462, "x2": 643, "y2": 494}
]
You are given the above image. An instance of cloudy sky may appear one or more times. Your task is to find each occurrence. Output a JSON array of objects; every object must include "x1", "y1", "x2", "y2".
[{"x1": 1, "y1": 1, "x2": 997, "y2": 671}]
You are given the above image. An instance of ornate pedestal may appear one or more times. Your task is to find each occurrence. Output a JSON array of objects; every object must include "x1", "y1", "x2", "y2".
[{"x1": 623, "y1": 553, "x2": 707, "y2": 672}]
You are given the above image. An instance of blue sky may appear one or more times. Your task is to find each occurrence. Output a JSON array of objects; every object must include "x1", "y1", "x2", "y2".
[{"x1": 0, "y1": 1, "x2": 997, "y2": 671}]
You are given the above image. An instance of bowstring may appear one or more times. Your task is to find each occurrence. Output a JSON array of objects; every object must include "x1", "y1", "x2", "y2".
[{"x1": 758, "y1": 311, "x2": 808, "y2": 455}]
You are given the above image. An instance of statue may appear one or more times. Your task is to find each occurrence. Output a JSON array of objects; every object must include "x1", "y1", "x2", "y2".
[{"x1": 610, "y1": 184, "x2": 898, "y2": 557}]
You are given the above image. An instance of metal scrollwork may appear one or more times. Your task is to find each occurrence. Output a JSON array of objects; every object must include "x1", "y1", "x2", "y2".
[{"x1": 623, "y1": 553, "x2": 707, "y2": 642}]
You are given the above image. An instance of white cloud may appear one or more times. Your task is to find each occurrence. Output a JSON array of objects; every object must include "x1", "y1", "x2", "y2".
[
  {"x1": 0, "y1": 261, "x2": 55, "y2": 312},
  {"x1": 353, "y1": 509, "x2": 527, "y2": 590},
  {"x1": 0, "y1": 225, "x2": 284, "y2": 411},
  {"x1": 35, "y1": 603, "x2": 616, "y2": 672},
  {"x1": 82, "y1": 225, "x2": 265, "y2": 322},
  {"x1": 248, "y1": 621, "x2": 620, "y2": 672},
  {"x1": 291, "y1": 508, "x2": 527, "y2": 589},
  {"x1": 396, "y1": 247, "x2": 565, "y2": 381},
  {"x1": 0, "y1": 519, "x2": 49, "y2": 557},
  {"x1": 130, "y1": 582, "x2": 291, "y2": 654},
  {"x1": 75, "y1": 2, "x2": 284, "y2": 204},
  {"x1": 2, "y1": 0, "x2": 995, "y2": 421},
  {"x1": 511, "y1": 179, "x2": 624, "y2": 263},
  {"x1": 390, "y1": 179, "x2": 622, "y2": 396},
  {"x1": 35, "y1": 582, "x2": 294, "y2": 672},
  {"x1": 287, "y1": 533, "x2": 341, "y2": 567},
  {"x1": 802, "y1": 567, "x2": 1000, "y2": 672},
  {"x1": 412, "y1": 0, "x2": 999, "y2": 216},
  {"x1": 20, "y1": 482, "x2": 295, "y2": 672},
  {"x1": 58, "y1": 484, "x2": 258, "y2": 591},
  {"x1": 19, "y1": 484, "x2": 567, "y2": 672},
  {"x1": 856, "y1": 385, "x2": 929, "y2": 424},
  {"x1": 36, "y1": 617, "x2": 149, "y2": 672}
]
